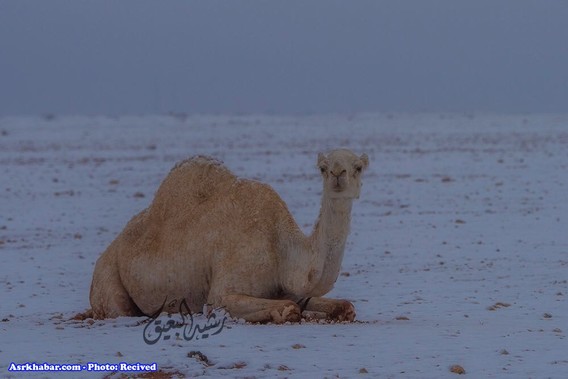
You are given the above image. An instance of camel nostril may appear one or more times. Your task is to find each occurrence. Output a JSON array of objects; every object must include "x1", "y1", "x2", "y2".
[{"x1": 330, "y1": 170, "x2": 346, "y2": 178}]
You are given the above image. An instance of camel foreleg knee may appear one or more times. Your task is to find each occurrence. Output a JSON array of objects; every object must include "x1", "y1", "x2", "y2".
[{"x1": 218, "y1": 294, "x2": 301, "y2": 324}]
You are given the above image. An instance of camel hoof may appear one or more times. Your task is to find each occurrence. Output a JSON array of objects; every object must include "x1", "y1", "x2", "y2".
[
  {"x1": 269, "y1": 302, "x2": 302, "y2": 324},
  {"x1": 331, "y1": 300, "x2": 356, "y2": 322}
]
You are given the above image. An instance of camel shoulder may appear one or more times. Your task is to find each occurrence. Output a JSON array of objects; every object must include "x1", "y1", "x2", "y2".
[
  {"x1": 231, "y1": 178, "x2": 302, "y2": 235},
  {"x1": 234, "y1": 178, "x2": 289, "y2": 210}
]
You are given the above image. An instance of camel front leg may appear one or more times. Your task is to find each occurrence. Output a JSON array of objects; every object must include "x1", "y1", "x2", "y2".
[
  {"x1": 301, "y1": 297, "x2": 356, "y2": 322},
  {"x1": 219, "y1": 294, "x2": 302, "y2": 324}
]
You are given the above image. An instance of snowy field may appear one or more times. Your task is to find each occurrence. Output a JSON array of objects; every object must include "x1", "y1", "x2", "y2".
[{"x1": 1, "y1": 113, "x2": 567, "y2": 378}]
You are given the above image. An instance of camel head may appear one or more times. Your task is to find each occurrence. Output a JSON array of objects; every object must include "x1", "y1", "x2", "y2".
[{"x1": 318, "y1": 149, "x2": 369, "y2": 199}]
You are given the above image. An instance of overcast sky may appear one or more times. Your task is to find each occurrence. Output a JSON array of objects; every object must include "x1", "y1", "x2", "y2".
[{"x1": 1, "y1": 1, "x2": 567, "y2": 116}]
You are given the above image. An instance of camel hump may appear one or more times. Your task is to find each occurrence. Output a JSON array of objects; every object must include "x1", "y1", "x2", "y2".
[
  {"x1": 168, "y1": 155, "x2": 236, "y2": 190},
  {"x1": 171, "y1": 155, "x2": 225, "y2": 173},
  {"x1": 150, "y1": 155, "x2": 237, "y2": 218}
]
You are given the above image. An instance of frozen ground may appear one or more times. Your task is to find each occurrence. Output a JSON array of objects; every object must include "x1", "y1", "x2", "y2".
[{"x1": 0, "y1": 113, "x2": 566, "y2": 378}]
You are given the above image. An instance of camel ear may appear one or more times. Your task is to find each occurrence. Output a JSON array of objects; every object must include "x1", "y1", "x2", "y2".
[
  {"x1": 359, "y1": 153, "x2": 369, "y2": 169},
  {"x1": 317, "y1": 152, "x2": 329, "y2": 172},
  {"x1": 353, "y1": 153, "x2": 369, "y2": 173}
]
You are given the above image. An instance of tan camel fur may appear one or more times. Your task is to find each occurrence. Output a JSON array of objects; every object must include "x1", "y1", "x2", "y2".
[{"x1": 89, "y1": 149, "x2": 369, "y2": 323}]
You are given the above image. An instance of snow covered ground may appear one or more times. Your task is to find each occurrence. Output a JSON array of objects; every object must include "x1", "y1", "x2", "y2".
[{"x1": 0, "y1": 113, "x2": 566, "y2": 378}]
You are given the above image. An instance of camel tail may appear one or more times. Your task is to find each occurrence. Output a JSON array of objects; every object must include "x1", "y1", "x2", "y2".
[{"x1": 71, "y1": 308, "x2": 94, "y2": 321}]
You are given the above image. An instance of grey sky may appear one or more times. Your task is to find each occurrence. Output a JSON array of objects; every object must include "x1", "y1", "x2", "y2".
[{"x1": 1, "y1": 1, "x2": 567, "y2": 116}]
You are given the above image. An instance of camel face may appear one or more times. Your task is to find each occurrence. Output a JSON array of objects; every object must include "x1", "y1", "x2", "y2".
[{"x1": 318, "y1": 149, "x2": 369, "y2": 199}]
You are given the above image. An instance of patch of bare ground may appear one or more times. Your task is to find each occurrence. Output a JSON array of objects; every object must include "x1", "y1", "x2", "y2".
[
  {"x1": 450, "y1": 364, "x2": 466, "y2": 374},
  {"x1": 187, "y1": 351, "x2": 214, "y2": 367},
  {"x1": 487, "y1": 302, "x2": 511, "y2": 311}
]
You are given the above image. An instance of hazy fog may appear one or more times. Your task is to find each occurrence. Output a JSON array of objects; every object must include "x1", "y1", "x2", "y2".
[{"x1": 1, "y1": 1, "x2": 567, "y2": 116}]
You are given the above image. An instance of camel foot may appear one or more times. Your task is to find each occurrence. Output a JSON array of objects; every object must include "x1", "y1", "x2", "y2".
[
  {"x1": 268, "y1": 302, "x2": 302, "y2": 324},
  {"x1": 330, "y1": 300, "x2": 356, "y2": 322},
  {"x1": 304, "y1": 297, "x2": 356, "y2": 322}
]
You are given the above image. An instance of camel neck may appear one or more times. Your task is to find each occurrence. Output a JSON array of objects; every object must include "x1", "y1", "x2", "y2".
[
  {"x1": 313, "y1": 195, "x2": 352, "y2": 242},
  {"x1": 308, "y1": 195, "x2": 353, "y2": 294},
  {"x1": 278, "y1": 194, "x2": 355, "y2": 298}
]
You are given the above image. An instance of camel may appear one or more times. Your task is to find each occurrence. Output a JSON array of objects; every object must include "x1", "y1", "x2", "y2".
[{"x1": 89, "y1": 149, "x2": 369, "y2": 323}]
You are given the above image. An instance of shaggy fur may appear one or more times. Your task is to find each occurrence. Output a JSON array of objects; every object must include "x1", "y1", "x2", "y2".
[{"x1": 89, "y1": 149, "x2": 369, "y2": 323}]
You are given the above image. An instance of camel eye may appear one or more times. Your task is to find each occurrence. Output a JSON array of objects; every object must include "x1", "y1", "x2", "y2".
[
  {"x1": 320, "y1": 167, "x2": 327, "y2": 174},
  {"x1": 355, "y1": 165, "x2": 362, "y2": 173}
]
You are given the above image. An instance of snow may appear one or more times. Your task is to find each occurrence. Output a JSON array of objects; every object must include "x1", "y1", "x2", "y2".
[{"x1": 0, "y1": 113, "x2": 566, "y2": 378}]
